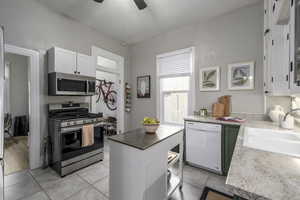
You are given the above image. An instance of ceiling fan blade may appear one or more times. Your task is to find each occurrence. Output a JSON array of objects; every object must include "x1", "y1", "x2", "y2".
[{"x1": 133, "y1": 0, "x2": 147, "y2": 10}]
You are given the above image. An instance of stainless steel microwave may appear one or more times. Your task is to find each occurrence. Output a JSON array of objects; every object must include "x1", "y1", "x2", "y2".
[{"x1": 48, "y1": 72, "x2": 96, "y2": 96}]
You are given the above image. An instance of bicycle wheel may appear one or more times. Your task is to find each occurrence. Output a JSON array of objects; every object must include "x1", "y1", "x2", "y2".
[{"x1": 106, "y1": 90, "x2": 117, "y2": 111}]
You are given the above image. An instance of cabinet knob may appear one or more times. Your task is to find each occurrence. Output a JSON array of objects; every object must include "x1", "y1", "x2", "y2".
[
  {"x1": 74, "y1": 71, "x2": 77, "y2": 74},
  {"x1": 78, "y1": 71, "x2": 80, "y2": 74}
]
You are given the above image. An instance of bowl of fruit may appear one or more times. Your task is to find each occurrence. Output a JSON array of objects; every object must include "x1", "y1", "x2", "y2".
[{"x1": 143, "y1": 117, "x2": 160, "y2": 134}]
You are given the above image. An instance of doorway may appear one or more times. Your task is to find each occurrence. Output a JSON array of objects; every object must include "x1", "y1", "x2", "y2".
[
  {"x1": 91, "y1": 46, "x2": 125, "y2": 134},
  {"x1": 3, "y1": 53, "x2": 30, "y2": 175},
  {"x1": 4, "y1": 45, "x2": 40, "y2": 173}
]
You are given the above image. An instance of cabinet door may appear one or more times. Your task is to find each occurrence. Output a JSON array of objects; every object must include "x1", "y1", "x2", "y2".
[
  {"x1": 222, "y1": 125, "x2": 240, "y2": 175},
  {"x1": 76, "y1": 53, "x2": 95, "y2": 77},
  {"x1": 269, "y1": 0, "x2": 290, "y2": 95},
  {"x1": 48, "y1": 47, "x2": 77, "y2": 75},
  {"x1": 264, "y1": 0, "x2": 272, "y2": 94}
]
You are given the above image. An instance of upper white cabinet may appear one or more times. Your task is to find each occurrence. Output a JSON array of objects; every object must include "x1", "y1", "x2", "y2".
[
  {"x1": 264, "y1": 0, "x2": 291, "y2": 95},
  {"x1": 48, "y1": 47, "x2": 77, "y2": 75},
  {"x1": 48, "y1": 47, "x2": 95, "y2": 77},
  {"x1": 77, "y1": 53, "x2": 95, "y2": 77},
  {"x1": 274, "y1": 0, "x2": 291, "y2": 25}
]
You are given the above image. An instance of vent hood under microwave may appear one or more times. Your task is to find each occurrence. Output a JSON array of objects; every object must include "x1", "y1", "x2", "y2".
[{"x1": 48, "y1": 72, "x2": 96, "y2": 96}]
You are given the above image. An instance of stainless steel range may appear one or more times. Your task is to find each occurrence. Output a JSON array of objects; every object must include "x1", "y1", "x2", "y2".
[{"x1": 48, "y1": 102, "x2": 104, "y2": 177}]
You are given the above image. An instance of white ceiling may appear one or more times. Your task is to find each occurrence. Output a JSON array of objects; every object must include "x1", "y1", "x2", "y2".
[{"x1": 38, "y1": 0, "x2": 261, "y2": 44}]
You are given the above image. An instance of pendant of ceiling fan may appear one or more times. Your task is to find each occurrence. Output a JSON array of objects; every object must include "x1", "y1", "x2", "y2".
[{"x1": 93, "y1": 0, "x2": 147, "y2": 10}]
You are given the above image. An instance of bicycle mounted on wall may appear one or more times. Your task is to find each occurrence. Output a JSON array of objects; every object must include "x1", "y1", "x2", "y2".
[{"x1": 96, "y1": 79, "x2": 117, "y2": 111}]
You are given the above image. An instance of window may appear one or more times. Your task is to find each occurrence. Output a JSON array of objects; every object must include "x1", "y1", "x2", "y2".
[
  {"x1": 97, "y1": 56, "x2": 117, "y2": 70},
  {"x1": 157, "y1": 48, "x2": 195, "y2": 125}
]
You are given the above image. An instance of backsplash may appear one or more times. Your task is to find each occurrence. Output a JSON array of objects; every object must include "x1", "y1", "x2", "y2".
[{"x1": 265, "y1": 96, "x2": 291, "y2": 113}]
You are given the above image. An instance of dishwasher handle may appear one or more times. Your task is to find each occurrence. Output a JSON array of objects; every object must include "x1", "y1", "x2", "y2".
[{"x1": 186, "y1": 121, "x2": 221, "y2": 132}]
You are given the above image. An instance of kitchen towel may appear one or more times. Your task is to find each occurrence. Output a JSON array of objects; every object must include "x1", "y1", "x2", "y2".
[{"x1": 82, "y1": 124, "x2": 94, "y2": 147}]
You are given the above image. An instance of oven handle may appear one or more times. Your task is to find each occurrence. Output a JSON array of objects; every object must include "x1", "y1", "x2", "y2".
[{"x1": 60, "y1": 122, "x2": 105, "y2": 133}]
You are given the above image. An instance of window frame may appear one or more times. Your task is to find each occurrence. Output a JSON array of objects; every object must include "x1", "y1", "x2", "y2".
[{"x1": 156, "y1": 47, "x2": 196, "y2": 126}]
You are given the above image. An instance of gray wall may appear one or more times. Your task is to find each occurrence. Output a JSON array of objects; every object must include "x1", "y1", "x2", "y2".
[
  {"x1": 0, "y1": 0, "x2": 131, "y2": 166},
  {"x1": 129, "y1": 2, "x2": 264, "y2": 129},
  {"x1": 5, "y1": 53, "x2": 29, "y2": 120}
]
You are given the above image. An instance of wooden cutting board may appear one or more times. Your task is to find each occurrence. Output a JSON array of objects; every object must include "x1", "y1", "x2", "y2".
[
  {"x1": 212, "y1": 103, "x2": 225, "y2": 117},
  {"x1": 218, "y1": 95, "x2": 231, "y2": 117}
]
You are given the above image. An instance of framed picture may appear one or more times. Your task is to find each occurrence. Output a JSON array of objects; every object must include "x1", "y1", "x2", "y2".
[
  {"x1": 137, "y1": 75, "x2": 151, "y2": 98},
  {"x1": 199, "y1": 66, "x2": 220, "y2": 91},
  {"x1": 228, "y1": 61, "x2": 255, "y2": 90}
]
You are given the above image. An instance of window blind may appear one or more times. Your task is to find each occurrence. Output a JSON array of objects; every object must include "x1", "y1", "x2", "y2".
[{"x1": 157, "y1": 50, "x2": 192, "y2": 76}]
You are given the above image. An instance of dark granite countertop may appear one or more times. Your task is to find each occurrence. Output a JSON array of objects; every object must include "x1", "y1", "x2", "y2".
[{"x1": 108, "y1": 125, "x2": 183, "y2": 150}]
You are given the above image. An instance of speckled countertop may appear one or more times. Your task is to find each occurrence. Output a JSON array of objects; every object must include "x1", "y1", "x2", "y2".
[
  {"x1": 185, "y1": 116, "x2": 300, "y2": 200},
  {"x1": 184, "y1": 115, "x2": 242, "y2": 126},
  {"x1": 226, "y1": 121, "x2": 300, "y2": 200},
  {"x1": 108, "y1": 125, "x2": 183, "y2": 150}
]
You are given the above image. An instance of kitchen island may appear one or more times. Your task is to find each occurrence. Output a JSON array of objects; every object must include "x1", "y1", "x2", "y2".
[{"x1": 108, "y1": 125, "x2": 184, "y2": 200}]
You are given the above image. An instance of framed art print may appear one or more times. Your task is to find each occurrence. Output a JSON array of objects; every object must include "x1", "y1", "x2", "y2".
[
  {"x1": 199, "y1": 66, "x2": 220, "y2": 91},
  {"x1": 137, "y1": 75, "x2": 151, "y2": 98},
  {"x1": 228, "y1": 61, "x2": 255, "y2": 90}
]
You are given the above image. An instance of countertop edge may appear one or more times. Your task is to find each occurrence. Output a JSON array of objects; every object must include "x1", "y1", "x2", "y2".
[{"x1": 108, "y1": 126, "x2": 183, "y2": 150}]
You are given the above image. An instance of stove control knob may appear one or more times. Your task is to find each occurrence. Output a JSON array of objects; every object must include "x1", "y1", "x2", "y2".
[
  {"x1": 83, "y1": 120, "x2": 86, "y2": 124},
  {"x1": 73, "y1": 121, "x2": 77, "y2": 125},
  {"x1": 67, "y1": 122, "x2": 71, "y2": 126}
]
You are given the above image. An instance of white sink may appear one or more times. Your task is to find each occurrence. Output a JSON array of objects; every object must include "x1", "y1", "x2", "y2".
[{"x1": 243, "y1": 127, "x2": 300, "y2": 158}]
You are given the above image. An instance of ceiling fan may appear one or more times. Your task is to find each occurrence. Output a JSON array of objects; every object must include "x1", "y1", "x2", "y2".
[{"x1": 94, "y1": 0, "x2": 147, "y2": 10}]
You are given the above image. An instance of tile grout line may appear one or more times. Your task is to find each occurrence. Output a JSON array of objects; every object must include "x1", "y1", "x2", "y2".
[
  {"x1": 27, "y1": 169, "x2": 53, "y2": 200},
  {"x1": 74, "y1": 173, "x2": 109, "y2": 199}
]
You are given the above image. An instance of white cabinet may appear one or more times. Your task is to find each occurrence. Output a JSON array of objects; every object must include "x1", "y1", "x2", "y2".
[
  {"x1": 48, "y1": 47, "x2": 77, "y2": 75},
  {"x1": 77, "y1": 53, "x2": 95, "y2": 77},
  {"x1": 274, "y1": 0, "x2": 291, "y2": 25},
  {"x1": 264, "y1": 0, "x2": 291, "y2": 95},
  {"x1": 48, "y1": 47, "x2": 95, "y2": 77}
]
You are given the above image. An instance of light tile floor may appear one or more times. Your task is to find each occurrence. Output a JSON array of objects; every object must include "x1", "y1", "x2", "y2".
[{"x1": 4, "y1": 141, "x2": 233, "y2": 200}]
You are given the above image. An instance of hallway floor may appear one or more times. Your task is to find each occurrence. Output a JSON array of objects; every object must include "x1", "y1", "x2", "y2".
[{"x1": 4, "y1": 136, "x2": 29, "y2": 175}]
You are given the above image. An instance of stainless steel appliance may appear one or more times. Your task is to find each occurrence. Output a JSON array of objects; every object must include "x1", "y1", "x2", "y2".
[
  {"x1": 0, "y1": 25, "x2": 4, "y2": 200},
  {"x1": 48, "y1": 102, "x2": 104, "y2": 176},
  {"x1": 185, "y1": 121, "x2": 222, "y2": 174},
  {"x1": 48, "y1": 72, "x2": 96, "y2": 96}
]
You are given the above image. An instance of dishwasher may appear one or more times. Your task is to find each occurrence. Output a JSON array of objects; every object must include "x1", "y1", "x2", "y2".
[{"x1": 185, "y1": 121, "x2": 222, "y2": 174}]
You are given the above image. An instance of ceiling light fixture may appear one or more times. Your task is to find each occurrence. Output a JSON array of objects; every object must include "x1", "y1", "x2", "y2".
[{"x1": 93, "y1": 0, "x2": 147, "y2": 10}]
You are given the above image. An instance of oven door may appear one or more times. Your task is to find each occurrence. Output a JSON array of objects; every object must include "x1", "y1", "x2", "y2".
[{"x1": 60, "y1": 123, "x2": 104, "y2": 161}]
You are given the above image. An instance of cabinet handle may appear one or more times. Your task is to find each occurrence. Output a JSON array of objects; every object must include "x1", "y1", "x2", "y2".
[
  {"x1": 264, "y1": 29, "x2": 270, "y2": 36},
  {"x1": 286, "y1": 75, "x2": 289, "y2": 81},
  {"x1": 290, "y1": 62, "x2": 294, "y2": 72}
]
